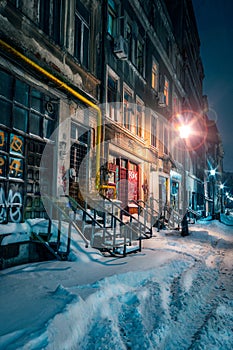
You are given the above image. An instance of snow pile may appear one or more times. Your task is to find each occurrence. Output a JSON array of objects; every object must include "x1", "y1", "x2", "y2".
[{"x1": 0, "y1": 220, "x2": 232, "y2": 349}]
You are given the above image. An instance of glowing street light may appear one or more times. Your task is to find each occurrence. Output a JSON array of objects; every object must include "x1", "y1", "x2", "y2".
[
  {"x1": 210, "y1": 169, "x2": 216, "y2": 176},
  {"x1": 179, "y1": 124, "x2": 191, "y2": 139}
]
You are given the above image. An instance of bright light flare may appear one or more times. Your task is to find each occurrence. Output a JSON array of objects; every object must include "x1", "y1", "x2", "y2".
[{"x1": 179, "y1": 124, "x2": 191, "y2": 139}]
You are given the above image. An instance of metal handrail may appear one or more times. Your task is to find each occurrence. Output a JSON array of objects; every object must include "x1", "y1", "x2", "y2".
[
  {"x1": 84, "y1": 195, "x2": 145, "y2": 235},
  {"x1": 98, "y1": 195, "x2": 152, "y2": 237},
  {"x1": 42, "y1": 195, "x2": 90, "y2": 250},
  {"x1": 129, "y1": 199, "x2": 160, "y2": 219},
  {"x1": 167, "y1": 208, "x2": 183, "y2": 229},
  {"x1": 65, "y1": 195, "x2": 142, "y2": 253},
  {"x1": 187, "y1": 208, "x2": 203, "y2": 218}
]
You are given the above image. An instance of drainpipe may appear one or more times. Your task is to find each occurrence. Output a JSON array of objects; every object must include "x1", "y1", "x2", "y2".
[{"x1": 0, "y1": 39, "x2": 101, "y2": 190}]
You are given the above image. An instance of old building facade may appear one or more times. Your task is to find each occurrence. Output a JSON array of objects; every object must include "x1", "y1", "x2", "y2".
[
  {"x1": 0, "y1": 0, "x2": 101, "y2": 226},
  {"x1": 100, "y1": 0, "x2": 208, "y2": 216},
  {"x1": 0, "y1": 0, "x2": 224, "y2": 260}
]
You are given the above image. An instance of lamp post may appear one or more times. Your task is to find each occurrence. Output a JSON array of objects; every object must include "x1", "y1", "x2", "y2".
[
  {"x1": 178, "y1": 123, "x2": 191, "y2": 212},
  {"x1": 220, "y1": 184, "x2": 224, "y2": 214},
  {"x1": 210, "y1": 169, "x2": 216, "y2": 219}
]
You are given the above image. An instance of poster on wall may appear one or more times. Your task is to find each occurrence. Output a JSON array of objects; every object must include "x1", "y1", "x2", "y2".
[{"x1": 128, "y1": 170, "x2": 138, "y2": 201}]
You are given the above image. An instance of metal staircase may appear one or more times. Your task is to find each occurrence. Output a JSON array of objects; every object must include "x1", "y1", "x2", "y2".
[
  {"x1": 31, "y1": 193, "x2": 199, "y2": 261},
  {"x1": 66, "y1": 194, "x2": 143, "y2": 257}
]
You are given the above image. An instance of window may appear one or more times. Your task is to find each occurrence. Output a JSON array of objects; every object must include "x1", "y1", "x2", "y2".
[
  {"x1": 39, "y1": 0, "x2": 64, "y2": 46},
  {"x1": 107, "y1": 0, "x2": 117, "y2": 37},
  {"x1": 173, "y1": 93, "x2": 180, "y2": 115},
  {"x1": 123, "y1": 87, "x2": 133, "y2": 130},
  {"x1": 9, "y1": 0, "x2": 21, "y2": 7},
  {"x1": 151, "y1": 115, "x2": 157, "y2": 147},
  {"x1": 0, "y1": 70, "x2": 13, "y2": 100},
  {"x1": 135, "y1": 40, "x2": 144, "y2": 75},
  {"x1": 158, "y1": 120, "x2": 162, "y2": 147},
  {"x1": 164, "y1": 126, "x2": 169, "y2": 155},
  {"x1": 136, "y1": 99, "x2": 143, "y2": 138},
  {"x1": 39, "y1": 0, "x2": 50, "y2": 35},
  {"x1": 126, "y1": 23, "x2": 133, "y2": 61},
  {"x1": 152, "y1": 59, "x2": 158, "y2": 91},
  {"x1": 164, "y1": 77, "x2": 169, "y2": 106},
  {"x1": 107, "y1": 74, "x2": 118, "y2": 121},
  {"x1": 52, "y1": 0, "x2": 64, "y2": 46},
  {"x1": 0, "y1": 69, "x2": 57, "y2": 139},
  {"x1": 74, "y1": 0, "x2": 90, "y2": 68}
]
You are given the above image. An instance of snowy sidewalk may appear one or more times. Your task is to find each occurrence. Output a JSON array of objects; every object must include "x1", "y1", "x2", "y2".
[{"x1": 0, "y1": 219, "x2": 233, "y2": 349}]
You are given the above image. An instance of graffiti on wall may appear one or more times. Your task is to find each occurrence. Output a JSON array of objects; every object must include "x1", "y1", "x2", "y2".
[
  {"x1": 0, "y1": 131, "x2": 24, "y2": 223},
  {"x1": 0, "y1": 131, "x2": 24, "y2": 179},
  {"x1": 0, "y1": 183, "x2": 23, "y2": 223}
]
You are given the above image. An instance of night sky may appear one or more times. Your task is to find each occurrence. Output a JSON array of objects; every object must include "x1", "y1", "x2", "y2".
[{"x1": 192, "y1": 0, "x2": 233, "y2": 172}]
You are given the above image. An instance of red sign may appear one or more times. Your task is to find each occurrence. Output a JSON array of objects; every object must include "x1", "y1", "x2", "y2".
[{"x1": 128, "y1": 170, "x2": 138, "y2": 200}]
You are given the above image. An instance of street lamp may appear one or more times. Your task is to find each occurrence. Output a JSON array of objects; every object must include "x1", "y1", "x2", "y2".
[
  {"x1": 179, "y1": 124, "x2": 191, "y2": 139},
  {"x1": 178, "y1": 122, "x2": 191, "y2": 213},
  {"x1": 210, "y1": 169, "x2": 216, "y2": 219},
  {"x1": 220, "y1": 184, "x2": 224, "y2": 214}
]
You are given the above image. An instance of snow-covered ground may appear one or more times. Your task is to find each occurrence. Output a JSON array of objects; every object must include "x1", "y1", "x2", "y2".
[{"x1": 0, "y1": 217, "x2": 233, "y2": 350}]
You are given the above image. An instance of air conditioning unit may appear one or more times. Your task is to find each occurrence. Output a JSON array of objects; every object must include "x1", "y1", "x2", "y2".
[
  {"x1": 113, "y1": 35, "x2": 128, "y2": 60},
  {"x1": 158, "y1": 92, "x2": 167, "y2": 107}
]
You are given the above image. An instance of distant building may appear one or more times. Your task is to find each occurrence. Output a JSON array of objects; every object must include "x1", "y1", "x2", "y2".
[
  {"x1": 204, "y1": 118, "x2": 224, "y2": 216},
  {"x1": 222, "y1": 171, "x2": 233, "y2": 209}
]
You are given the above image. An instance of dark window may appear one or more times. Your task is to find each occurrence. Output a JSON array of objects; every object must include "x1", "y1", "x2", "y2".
[
  {"x1": 31, "y1": 89, "x2": 44, "y2": 113},
  {"x1": 126, "y1": 23, "x2": 132, "y2": 61},
  {"x1": 9, "y1": 0, "x2": 21, "y2": 7},
  {"x1": 0, "y1": 100, "x2": 11, "y2": 127},
  {"x1": 107, "y1": 75, "x2": 118, "y2": 121},
  {"x1": 44, "y1": 117, "x2": 55, "y2": 139},
  {"x1": 39, "y1": 0, "x2": 64, "y2": 47},
  {"x1": 39, "y1": 0, "x2": 50, "y2": 35},
  {"x1": 15, "y1": 80, "x2": 29, "y2": 106},
  {"x1": 13, "y1": 106, "x2": 28, "y2": 132},
  {"x1": 136, "y1": 40, "x2": 144, "y2": 75},
  {"x1": 0, "y1": 70, "x2": 13, "y2": 100},
  {"x1": 74, "y1": 0, "x2": 90, "y2": 68},
  {"x1": 30, "y1": 113, "x2": 42, "y2": 137},
  {"x1": 53, "y1": 0, "x2": 63, "y2": 45},
  {"x1": 0, "y1": 68, "x2": 57, "y2": 139},
  {"x1": 107, "y1": 0, "x2": 117, "y2": 37}
]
